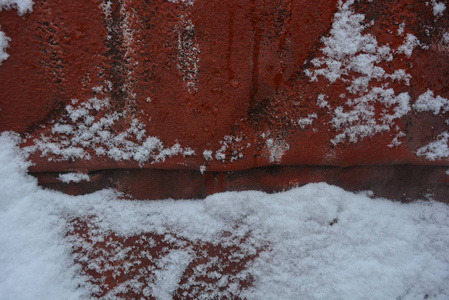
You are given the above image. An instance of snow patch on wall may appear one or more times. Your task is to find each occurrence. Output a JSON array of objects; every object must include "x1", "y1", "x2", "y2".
[
  {"x1": 388, "y1": 127, "x2": 406, "y2": 148},
  {"x1": 27, "y1": 97, "x2": 195, "y2": 164},
  {"x1": 305, "y1": 0, "x2": 394, "y2": 85},
  {"x1": 331, "y1": 89, "x2": 410, "y2": 145},
  {"x1": 214, "y1": 135, "x2": 250, "y2": 162},
  {"x1": 0, "y1": 0, "x2": 33, "y2": 15},
  {"x1": 0, "y1": 28, "x2": 10, "y2": 65},
  {"x1": 414, "y1": 89, "x2": 449, "y2": 115},
  {"x1": 0, "y1": 0, "x2": 34, "y2": 65},
  {"x1": 416, "y1": 132, "x2": 449, "y2": 161},
  {"x1": 413, "y1": 90, "x2": 449, "y2": 160},
  {"x1": 297, "y1": 113, "x2": 317, "y2": 129},
  {"x1": 397, "y1": 34, "x2": 419, "y2": 57},
  {"x1": 397, "y1": 22, "x2": 405, "y2": 36},
  {"x1": 317, "y1": 94, "x2": 330, "y2": 109},
  {"x1": 265, "y1": 137, "x2": 290, "y2": 163},
  {"x1": 203, "y1": 150, "x2": 213, "y2": 161},
  {"x1": 429, "y1": 0, "x2": 446, "y2": 17},
  {"x1": 305, "y1": 0, "x2": 414, "y2": 146}
]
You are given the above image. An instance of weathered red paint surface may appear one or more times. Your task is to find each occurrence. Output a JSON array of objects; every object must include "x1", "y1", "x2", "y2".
[
  {"x1": 2, "y1": 1, "x2": 449, "y2": 298},
  {"x1": 1, "y1": 0, "x2": 449, "y2": 201}
]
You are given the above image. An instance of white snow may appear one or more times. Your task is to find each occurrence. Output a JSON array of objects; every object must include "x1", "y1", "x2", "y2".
[
  {"x1": 397, "y1": 34, "x2": 419, "y2": 57},
  {"x1": 297, "y1": 113, "x2": 318, "y2": 129},
  {"x1": 397, "y1": 22, "x2": 405, "y2": 36},
  {"x1": 305, "y1": 0, "x2": 414, "y2": 145},
  {"x1": 430, "y1": 0, "x2": 446, "y2": 17},
  {"x1": 0, "y1": 132, "x2": 86, "y2": 300},
  {"x1": 414, "y1": 90, "x2": 449, "y2": 160},
  {"x1": 414, "y1": 89, "x2": 449, "y2": 115},
  {"x1": 214, "y1": 135, "x2": 249, "y2": 162},
  {"x1": 2, "y1": 131, "x2": 449, "y2": 299},
  {"x1": 58, "y1": 173, "x2": 90, "y2": 183},
  {"x1": 317, "y1": 94, "x2": 330, "y2": 109},
  {"x1": 265, "y1": 138, "x2": 290, "y2": 163},
  {"x1": 203, "y1": 150, "x2": 213, "y2": 161},
  {"x1": 151, "y1": 250, "x2": 193, "y2": 300},
  {"x1": 330, "y1": 88, "x2": 410, "y2": 145},
  {"x1": 416, "y1": 132, "x2": 449, "y2": 161},
  {"x1": 387, "y1": 127, "x2": 406, "y2": 148},
  {"x1": 0, "y1": 28, "x2": 10, "y2": 65},
  {"x1": 305, "y1": 0, "x2": 394, "y2": 85},
  {"x1": 27, "y1": 97, "x2": 195, "y2": 164},
  {"x1": 0, "y1": 0, "x2": 33, "y2": 15},
  {"x1": 168, "y1": 0, "x2": 195, "y2": 5}
]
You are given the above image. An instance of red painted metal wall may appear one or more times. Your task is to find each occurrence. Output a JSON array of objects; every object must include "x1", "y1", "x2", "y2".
[{"x1": 1, "y1": 0, "x2": 449, "y2": 200}]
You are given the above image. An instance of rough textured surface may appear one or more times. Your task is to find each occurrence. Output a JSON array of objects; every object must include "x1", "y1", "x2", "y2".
[{"x1": 1, "y1": 0, "x2": 449, "y2": 199}]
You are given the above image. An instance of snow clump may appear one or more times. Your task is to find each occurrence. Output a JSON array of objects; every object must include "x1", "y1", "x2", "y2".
[{"x1": 58, "y1": 173, "x2": 90, "y2": 184}]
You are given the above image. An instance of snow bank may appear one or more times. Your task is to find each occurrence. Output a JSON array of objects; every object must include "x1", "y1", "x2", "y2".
[
  {"x1": 1, "y1": 132, "x2": 449, "y2": 299},
  {"x1": 0, "y1": 133, "x2": 86, "y2": 300}
]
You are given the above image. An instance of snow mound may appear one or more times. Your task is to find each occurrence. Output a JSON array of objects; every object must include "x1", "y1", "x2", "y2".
[{"x1": 1, "y1": 132, "x2": 449, "y2": 299}]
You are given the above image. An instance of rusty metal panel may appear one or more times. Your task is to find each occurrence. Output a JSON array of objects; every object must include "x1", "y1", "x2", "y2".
[{"x1": 1, "y1": 0, "x2": 449, "y2": 199}]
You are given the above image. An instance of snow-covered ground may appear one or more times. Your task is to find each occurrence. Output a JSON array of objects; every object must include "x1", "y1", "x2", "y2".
[{"x1": 1, "y1": 131, "x2": 449, "y2": 299}]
